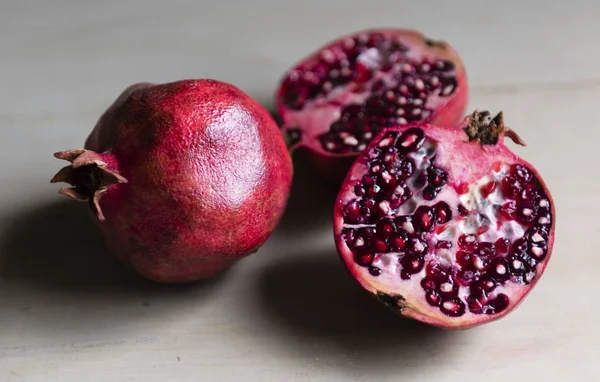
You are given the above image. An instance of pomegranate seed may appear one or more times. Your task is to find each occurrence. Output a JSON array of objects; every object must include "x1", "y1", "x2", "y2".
[
  {"x1": 501, "y1": 176, "x2": 522, "y2": 199},
  {"x1": 363, "y1": 198, "x2": 376, "y2": 209},
  {"x1": 457, "y1": 183, "x2": 470, "y2": 195},
  {"x1": 538, "y1": 198, "x2": 550, "y2": 209},
  {"x1": 377, "y1": 200, "x2": 392, "y2": 217},
  {"x1": 426, "y1": 262, "x2": 451, "y2": 283},
  {"x1": 499, "y1": 200, "x2": 517, "y2": 221},
  {"x1": 285, "y1": 128, "x2": 303, "y2": 147},
  {"x1": 422, "y1": 186, "x2": 437, "y2": 200},
  {"x1": 456, "y1": 251, "x2": 472, "y2": 269},
  {"x1": 456, "y1": 269, "x2": 479, "y2": 286},
  {"x1": 365, "y1": 183, "x2": 381, "y2": 197},
  {"x1": 440, "y1": 299, "x2": 465, "y2": 317},
  {"x1": 487, "y1": 294, "x2": 510, "y2": 314},
  {"x1": 413, "y1": 206, "x2": 434, "y2": 232},
  {"x1": 354, "y1": 184, "x2": 365, "y2": 196},
  {"x1": 396, "y1": 128, "x2": 425, "y2": 152},
  {"x1": 481, "y1": 278, "x2": 497, "y2": 292},
  {"x1": 511, "y1": 238, "x2": 528, "y2": 255},
  {"x1": 369, "y1": 160, "x2": 383, "y2": 174},
  {"x1": 398, "y1": 158, "x2": 415, "y2": 178},
  {"x1": 426, "y1": 291, "x2": 441, "y2": 307},
  {"x1": 520, "y1": 185, "x2": 538, "y2": 204},
  {"x1": 363, "y1": 174, "x2": 376, "y2": 187},
  {"x1": 344, "y1": 200, "x2": 362, "y2": 223},
  {"x1": 440, "y1": 78, "x2": 457, "y2": 96},
  {"x1": 390, "y1": 183, "x2": 411, "y2": 208},
  {"x1": 356, "y1": 253, "x2": 374, "y2": 266},
  {"x1": 373, "y1": 239, "x2": 388, "y2": 253},
  {"x1": 342, "y1": 228, "x2": 356, "y2": 243},
  {"x1": 436, "y1": 240, "x2": 452, "y2": 249},
  {"x1": 376, "y1": 218, "x2": 396, "y2": 236},
  {"x1": 517, "y1": 205, "x2": 537, "y2": 224},
  {"x1": 352, "y1": 237, "x2": 366, "y2": 251},
  {"x1": 390, "y1": 234, "x2": 408, "y2": 251},
  {"x1": 395, "y1": 216, "x2": 415, "y2": 235},
  {"x1": 419, "y1": 63, "x2": 431, "y2": 74},
  {"x1": 468, "y1": 298, "x2": 484, "y2": 314},
  {"x1": 495, "y1": 238, "x2": 510, "y2": 254},
  {"x1": 421, "y1": 278, "x2": 436, "y2": 291},
  {"x1": 457, "y1": 204, "x2": 469, "y2": 216},
  {"x1": 437, "y1": 279, "x2": 458, "y2": 298},
  {"x1": 529, "y1": 243, "x2": 547, "y2": 260},
  {"x1": 433, "y1": 202, "x2": 452, "y2": 223},
  {"x1": 471, "y1": 255, "x2": 486, "y2": 271},
  {"x1": 378, "y1": 170, "x2": 397, "y2": 189},
  {"x1": 529, "y1": 227, "x2": 548, "y2": 243},
  {"x1": 480, "y1": 181, "x2": 497, "y2": 198},
  {"x1": 458, "y1": 234, "x2": 478, "y2": 252},
  {"x1": 512, "y1": 164, "x2": 533, "y2": 183},
  {"x1": 427, "y1": 166, "x2": 447, "y2": 188},
  {"x1": 400, "y1": 254, "x2": 425, "y2": 274},
  {"x1": 471, "y1": 277, "x2": 497, "y2": 296},
  {"x1": 489, "y1": 258, "x2": 510, "y2": 281},
  {"x1": 538, "y1": 214, "x2": 551, "y2": 225},
  {"x1": 508, "y1": 254, "x2": 527, "y2": 274},
  {"x1": 354, "y1": 63, "x2": 373, "y2": 83},
  {"x1": 475, "y1": 242, "x2": 495, "y2": 258}
]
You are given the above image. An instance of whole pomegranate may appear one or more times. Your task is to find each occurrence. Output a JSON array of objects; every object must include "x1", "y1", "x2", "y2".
[
  {"x1": 333, "y1": 111, "x2": 555, "y2": 329},
  {"x1": 51, "y1": 79, "x2": 293, "y2": 283},
  {"x1": 276, "y1": 28, "x2": 468, "y2": 183}
]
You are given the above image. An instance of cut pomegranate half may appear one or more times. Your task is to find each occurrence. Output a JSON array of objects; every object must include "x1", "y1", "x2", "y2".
[
  {"x1": 333, "y1": 110, "x2": 555, "y2": 329},
  {"x1": 276, "y1": 28, "x2": 468, "y2": 182}
]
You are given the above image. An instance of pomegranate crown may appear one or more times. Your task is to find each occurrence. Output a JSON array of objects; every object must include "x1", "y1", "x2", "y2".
[
  {"x1": 463, "y1": 110, "x2": 526, "y2": 146},
  {"x1": 50, "y1": 149, "x2": 127, "y2": 221}
]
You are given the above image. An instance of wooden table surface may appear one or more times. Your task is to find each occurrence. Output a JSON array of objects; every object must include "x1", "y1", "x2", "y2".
[{"x1": 0, "y1": 1, "x2": 597, "y2": 381}]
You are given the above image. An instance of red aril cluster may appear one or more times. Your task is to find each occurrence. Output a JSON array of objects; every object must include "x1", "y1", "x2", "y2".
[{"x1": 276, "y1": 29, "x2": 468, "y2": 182}]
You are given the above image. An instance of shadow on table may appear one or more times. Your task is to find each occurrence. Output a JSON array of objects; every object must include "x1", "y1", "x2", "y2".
[
  {"x1": 272, "y1": 154, "x2": 338, "y2": 239},
  {"x1": 256, "y1": 252, "x2": 459, "y2": 369},
  {"x1": 0, "y1": 199, "x2": 224, "y2": 332}
]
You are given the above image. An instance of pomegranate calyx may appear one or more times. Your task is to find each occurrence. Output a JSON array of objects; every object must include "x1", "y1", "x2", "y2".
[
  {"x1": 377, "y1": 291, "x2": 406, "y2": 312},
  {"x1": 464, "y1": 110, "x2": 526, "y2": 147},
  {"x1": 424, "y1": 38, "x2": 447, "y2": 49},
  {"x1": 51, "y1": 149, "x2": 127, "y2": 221}
]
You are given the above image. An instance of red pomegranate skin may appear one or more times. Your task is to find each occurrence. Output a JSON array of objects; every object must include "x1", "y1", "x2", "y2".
[{"x1": 57, "y1": 80, "x2": 293, "y2": 283}]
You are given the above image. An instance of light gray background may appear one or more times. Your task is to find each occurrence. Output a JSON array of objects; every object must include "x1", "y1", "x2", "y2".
[{"x1": 0, "y1": 1, "x2": 597, "y2": 381}]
